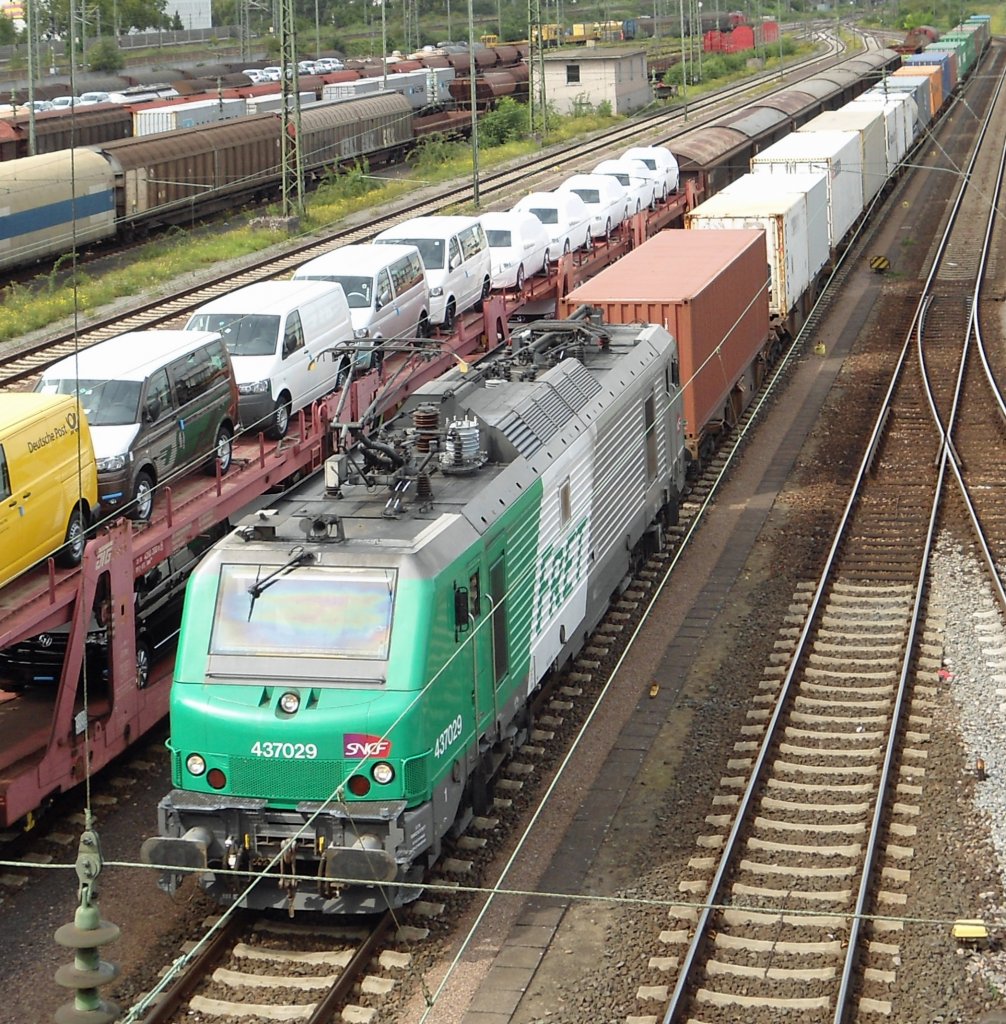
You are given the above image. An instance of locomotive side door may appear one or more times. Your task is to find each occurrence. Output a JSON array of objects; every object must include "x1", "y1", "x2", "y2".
[{"x1": 465, "y1": 561, "x2": 497, "y2": 738}]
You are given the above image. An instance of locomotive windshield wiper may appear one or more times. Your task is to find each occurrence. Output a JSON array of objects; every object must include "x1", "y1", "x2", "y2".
[{"x1": 246, "y1": 546, "x2": 315, "y2": 621}]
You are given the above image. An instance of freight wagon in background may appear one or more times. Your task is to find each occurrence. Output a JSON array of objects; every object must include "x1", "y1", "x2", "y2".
[{"x1": 704, "y1": 20, "x2": 780, "y2": 54}]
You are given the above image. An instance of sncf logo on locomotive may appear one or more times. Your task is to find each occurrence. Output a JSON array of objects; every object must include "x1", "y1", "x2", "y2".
[{"x1": 343, "y1": 733, "x2": 392, "y2": 758}]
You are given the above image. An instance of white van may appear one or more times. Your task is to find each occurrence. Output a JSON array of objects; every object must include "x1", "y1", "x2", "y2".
[
  {"x1": 294, "y1": 243, "x2": 431, "y2": 343},
  {"x1": 186, "y1": 280, "x2": 354, "y2": 439},
  {"x1": 558, "y1": 173, "x2": 631, "y2": 239},
  {"x1": 374, "y1": 216, "x2": 491, "y2": 330}
]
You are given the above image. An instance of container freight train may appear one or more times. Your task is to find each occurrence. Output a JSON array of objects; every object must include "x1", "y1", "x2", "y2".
[
  {"x1": 0, "y1": 93, "x2": 468, "y2": 274},
  {"x1": 666, "y1": 24, "x2": 987, "y2": 326}
]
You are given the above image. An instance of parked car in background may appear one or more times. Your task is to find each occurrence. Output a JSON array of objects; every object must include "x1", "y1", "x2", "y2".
[
  {"x1": 479, "y1": 210, "x2": 550, "y2": 289},
  {"x1": 78, "y1": 91, "x2": 111, "y2": 104},
  {"x1": 512, "y1": 191, "x2": 592, "y2": 260},
  {"x1": 592, "y1": 158, "x2": 657, "y2": 212},
  {"x1": 558, "y1": 173, "x2": 630, "y2": 239},
  {"x1": 622, "y1": 146, "x2": 680, "y2": 199}
]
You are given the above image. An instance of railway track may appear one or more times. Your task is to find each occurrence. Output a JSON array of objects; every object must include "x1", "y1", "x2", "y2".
[
  {"x1": 127, "y1": 908, "x2": 399, "y2": 1023},
  {"x1": 651, "y1": 42, "x2": 1006, "y2": 1024},
  {"x1": 0, "y1": 35, "x2": 854, "y2": 389}
]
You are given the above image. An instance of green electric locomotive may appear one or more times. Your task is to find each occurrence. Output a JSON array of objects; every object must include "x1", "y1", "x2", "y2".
[{"x1": 142, "y1": 319, "x2": 687, "y2": 913}]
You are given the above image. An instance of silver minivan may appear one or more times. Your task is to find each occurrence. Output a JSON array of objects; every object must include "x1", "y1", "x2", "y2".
[
  {"x1": 374, "y1": 216, "x2": 491, "y2": 329},
  {"x1": 37, "y1": 330, "x2": 239, "y2": 522},
  {"x1": 186, "y1": 280, "x2": 354, "y2": 439},
  {"x1": 294, "y1": 244, "x2": 431, "y2": 344}
]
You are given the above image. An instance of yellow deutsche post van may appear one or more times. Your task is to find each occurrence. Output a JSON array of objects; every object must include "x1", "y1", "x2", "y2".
[{"x1": 0, "y1": 393, "x2": 98, "y2": 588}]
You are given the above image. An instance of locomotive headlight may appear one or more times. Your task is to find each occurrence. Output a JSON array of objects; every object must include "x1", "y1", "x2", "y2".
[
  {"x1": 372, "y1": 762, "x2": 395, "y2": 785},
  {"x1": 186, "y1": 754, "x2": 206, "y2": 776},
  {"x1": 279, "y1": 691, "x2": 300, "y2": 714}
]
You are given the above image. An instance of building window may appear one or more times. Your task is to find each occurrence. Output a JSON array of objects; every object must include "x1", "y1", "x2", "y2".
[{"x1": 566, "y1": 64, "x2": 580, "y2": 84}]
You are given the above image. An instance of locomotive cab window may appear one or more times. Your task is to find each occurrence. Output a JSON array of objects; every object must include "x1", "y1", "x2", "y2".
[
  {"x1": 469, "y1": 570, "x2": 481, "y2": 617},
  {"x1": 209, "y1": 564, "x2": 396, "y2": 664}
]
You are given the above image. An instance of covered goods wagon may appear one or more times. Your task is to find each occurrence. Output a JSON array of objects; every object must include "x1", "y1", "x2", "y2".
[{"x1": 0, "y1": 148, "x2": 115, "y2": 271}]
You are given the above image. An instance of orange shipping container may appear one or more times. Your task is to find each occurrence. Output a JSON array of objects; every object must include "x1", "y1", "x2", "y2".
[
  {"x1": 560, "y1": 229, "x2": 770, "y2": 457},
  {"x1": 892, "y1": 64, "x2": 942, "y2": 117}
]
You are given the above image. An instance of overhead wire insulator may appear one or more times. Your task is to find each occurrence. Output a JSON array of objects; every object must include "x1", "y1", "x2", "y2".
[{"x1": 53, "y1": 819, "x2": 121, "y2": 1024}]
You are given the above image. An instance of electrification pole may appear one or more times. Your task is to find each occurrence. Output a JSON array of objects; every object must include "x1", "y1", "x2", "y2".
[
  {"x1": 26, "y1": 0, "x2": 37, "y2": 154},
  {"x1": 468, "y1": 0, "x2": 479, "y2": 206},
  {"x1": 278, "y1": 0, "x2": 303, "y2": 218}
]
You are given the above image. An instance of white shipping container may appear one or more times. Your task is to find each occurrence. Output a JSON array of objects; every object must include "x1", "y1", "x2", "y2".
[
  {"x1": 851, "y1": 92, "x2": 917, "y2": 174},
  {"x1": 322, "y1": 79, "x2": 382, "y2": 101},
  {"x1": 246, "y1": 91, "x2": 315, "y2": 114},
  {"x1": 723, "y1": 172, "x2": 829, "y2": 282},
  {"x1": 685, "y1": 175, "x2": 812, "y2": 318},
  {"x1": 751, "y1": 130, "x2": 863, "y2": 249},
  {"x1": 869, "y1": 77, "x2": 931, "y2": 129},
  {"x1": 799, "y1": 106, "x2": 887, "y2": 204},
  {"x1": 133, "y1": 97, "x2": 247, "y2": 136},
  {"x1": 432, "y1": 66, "x2": 455, "y2": 104},
  {"x1": 385, "y1": 69, "x2": 431, "y2": 108}
]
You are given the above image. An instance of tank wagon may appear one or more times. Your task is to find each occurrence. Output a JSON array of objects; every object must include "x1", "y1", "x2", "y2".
[{"x1": 142, "y1": 318, "x2": 687, "y2": 913}]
